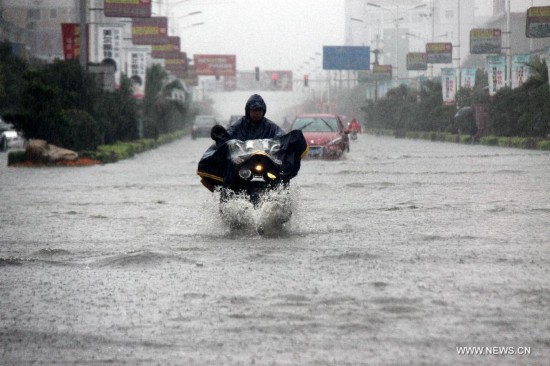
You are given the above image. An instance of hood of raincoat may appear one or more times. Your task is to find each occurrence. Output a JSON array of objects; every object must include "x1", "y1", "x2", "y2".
[{"x1": 245, "y1": 94, "x2": 267, "y2": 118}]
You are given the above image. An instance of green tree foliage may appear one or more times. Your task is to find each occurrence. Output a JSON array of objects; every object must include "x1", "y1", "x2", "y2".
[
  {"x1": 142, "y1": 64, "x2": 189, "y2": 137},
  {"x1": 8, "y1": 60, "x2": 103, "y2": 149},
  {"x1": 95, "y1": 75, "x2": 138, "y2": 144},
  {"x1": 1, "y1": 45, "x2": 191, "y2": 151},
  {"x1": 362, "y1": 62, "x2": 549, "y2": 139},
  {"x1": 489, "y1": 59, "x2": 550, "y2": 137},
  {"x1": 60, "y1": 109, "x2": 101, "y2": 151},
  {"x1": 0, "y1": 41, "x2": 28, "y2": 114},
  {"x1": 362, "y1": 80, "x2": 455, "y2": 133}
]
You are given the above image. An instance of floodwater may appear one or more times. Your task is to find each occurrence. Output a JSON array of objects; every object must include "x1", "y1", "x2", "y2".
[{"x1": 1, "y1": 134, "x2": 549, "y2": 365}]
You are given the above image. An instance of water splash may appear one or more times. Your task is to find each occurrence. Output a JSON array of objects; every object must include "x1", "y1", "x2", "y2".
[{"x1": 210, "y1": 186, "x2": 299, "y2": 237}]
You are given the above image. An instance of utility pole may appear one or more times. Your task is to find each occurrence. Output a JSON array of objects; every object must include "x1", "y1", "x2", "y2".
[
  {"x1": 506, "y1": 0, "x2": 512, "y2": 87},
  {"x1": 456, "y1": 0, "x2": 461, "y2": 104},
  {"x1": 79, "y1": 0, "x2": 87, "y2": 69}
]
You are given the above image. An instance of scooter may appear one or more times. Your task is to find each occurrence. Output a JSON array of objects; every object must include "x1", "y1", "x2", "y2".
[
  {"x1": 197, "y1": 125, "x2": 307, "y2": 233},
  {"x1": 350, "y1": 131, "x2": 358, "y2": 140}
]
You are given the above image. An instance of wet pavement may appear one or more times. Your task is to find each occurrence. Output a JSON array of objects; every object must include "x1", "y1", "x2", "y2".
[{"x1": 1, "y1": 134, "x2": 549, "y2": 365}]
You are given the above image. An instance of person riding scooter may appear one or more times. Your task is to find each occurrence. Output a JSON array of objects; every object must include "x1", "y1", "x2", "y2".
[
  {"x1": 225, "y1": 94, "x2": 285, "y2": 141},
  {"x1": 347, "y1": 117, "x2": 362, "y2": 134}
]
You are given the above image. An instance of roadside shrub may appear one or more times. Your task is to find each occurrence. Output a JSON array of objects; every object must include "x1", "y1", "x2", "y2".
[
  {"x1": 445, "y1": 134, "x2": 459, "y2": 143},
  {"x1": 537, "y1": 140, "x2": 550, "y2": 150},
  {"x1": 436, "y1": 132, "x2": 447, "y2": 141},
  {"x1": 406, "y1": 131, "x2": 420, "y2": 139},
  {"x1": 460, "y1": 135, "x2": 473, "y2": 144},
  {"x1": 510, "y1": 137, "x2": 528, "y2": 149},
  {"x1": 498, "y1": 137, "x2": 510, "y2": 147},
  {"x1": 60, "y1": 109, "x2": 100, "y2": 151},
  {"x1": 480, "y1": 136, "x2": 499, "y2": 146}
]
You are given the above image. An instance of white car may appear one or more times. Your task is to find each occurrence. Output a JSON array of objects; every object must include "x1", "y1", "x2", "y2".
[{"x1": 0, "y1": 130, "x2": 25, "y2": 151}]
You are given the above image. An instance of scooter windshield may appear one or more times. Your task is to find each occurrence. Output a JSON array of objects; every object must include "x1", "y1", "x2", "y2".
[{"x1": 227, "y1": 139, "x2": 281, "y2": 165}]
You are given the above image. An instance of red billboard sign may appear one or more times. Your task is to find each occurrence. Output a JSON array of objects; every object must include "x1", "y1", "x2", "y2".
[
  {"x1": 61, "y1": 23, "x2": 88, "y2": 61},
  {"x1": 132, "y1": 17, "x2": 168, "y2": 45},
  {"x1": 151, "y1": 36, "x2": 180, "y2": 59},
  {"x1": 193, "y1": 54, "x2": 236, "y2": 76},
  {"x1": 104, "y1": 0, "x2": 151, "y2": 18}
]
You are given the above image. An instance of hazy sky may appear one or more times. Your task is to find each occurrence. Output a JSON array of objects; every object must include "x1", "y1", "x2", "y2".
[
  {"x1": 165, "y1": 0, "x2": 546, "y2": 73},
  {"x1": 168, "y1": 0, "x2": 345, "y2": 72}
]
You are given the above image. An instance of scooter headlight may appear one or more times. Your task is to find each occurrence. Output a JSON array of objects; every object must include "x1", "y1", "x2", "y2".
[
  {"x1": 266, "y1": 172, "x2": 277, "y2": 180},
  {"x1": 253, "y1": 164, "x2": 263, "y2": 173},
  {"x1": 238, "y1": 166, "x2": 252, "y2": 179}
]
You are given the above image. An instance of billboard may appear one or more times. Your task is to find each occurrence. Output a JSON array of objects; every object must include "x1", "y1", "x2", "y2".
[
  {"x1": 151, "y1": 36, "x2": 180, "y2": 59},
  {"x1": 470, "y1": 29, "x2": 501, "y2": 54},
  {"x1": 95, "y1": 25, "x2": 124, "y2": 87},
  {"x1": 127, "y1": 48, "x2": 148, "y2": 99},
  {"x1": 104, "y1": 0, "x2": 151, "y2": 18},
  {"x1": 426, "y1": 43, "x2": 452, "y2": 64},
  {"x1": 323, "y1": 46, "x2": 370, "y2": 70},
  {"x1": 406, "y1": 52, "x2": 427, "y2": 71},
  {"x1": 193, "y1": 54, "x2": 236, "y2": 76},
  {"x1": 461, "y1": 68, "x2": 477, "y2": 89},
  {"x1": 358, "y1": 65, "x2": 392, "y2": 82},
  {"x1": 132, "y1": 17, "x2": 168, "y2": 45},
  {"x1": 526, "y1": 6, "x2": 550, "y2": 38},
  {"x1": 487, "y1": 55, "x2": 506, "y2": 96},
  {"x1": 511, "y1": 55, "x2": 531, "y2": 89},
  {"x1": 61, "y1": 23, "x2": 88, "y2": 62},
  {"x1": 184, "y1": 65, "x2": 198, "y2": 87},
  {"x1": 441, "y1": 68, "x2": 456, "y2": 105},
  {"x1": 165, "y1": 52, "x2": 187, "y2": 73}
]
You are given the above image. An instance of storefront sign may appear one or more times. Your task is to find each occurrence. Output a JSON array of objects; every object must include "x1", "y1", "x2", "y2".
[
  {"x1": 132, "y1": 17, "x2": 168, "y2": 45},
  {"x1": 104, "y1": 0, "x2": 151, "y2": 18}
]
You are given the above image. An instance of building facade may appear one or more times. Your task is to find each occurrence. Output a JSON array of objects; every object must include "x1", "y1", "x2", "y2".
[{"x1": 0, "y1": 0, "x2": 79, "y2": 61}]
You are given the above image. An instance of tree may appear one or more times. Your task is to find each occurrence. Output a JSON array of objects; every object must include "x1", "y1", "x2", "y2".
[
  {"x1": 95, "y1": 75, "x2": 139, "y2": 144},
  {"x1": 0, "y1": 41, "x2": 28, "y2": 115},
  {"x1": 142, "y1": 64, "x2": 189, "y2": 137},
  {"x1": 489, "y1": 58, "x2": 550, "y2": 137}
]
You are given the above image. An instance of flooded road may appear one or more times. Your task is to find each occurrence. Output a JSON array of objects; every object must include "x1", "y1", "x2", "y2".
[{"x1": 1, "y1": 134, "x2": 549, "y2": 365}]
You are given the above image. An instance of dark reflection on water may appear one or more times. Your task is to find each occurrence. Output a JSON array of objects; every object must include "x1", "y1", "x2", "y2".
[{"x1": 1, "y1": 136, "x2": 549, "y2": 364}]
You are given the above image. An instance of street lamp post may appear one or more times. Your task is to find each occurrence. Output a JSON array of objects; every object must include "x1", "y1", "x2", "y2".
[
  {"x1": 79, "y1": 0, "x2": 87, "y2": 69},
  {"x1": 367, "y1": 2, "x2": 426, "y2": 80}
]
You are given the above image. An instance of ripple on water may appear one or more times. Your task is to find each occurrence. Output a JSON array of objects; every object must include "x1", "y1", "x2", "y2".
[
  {"x1": 0, "y1": 257, "x2": 23, "y2": 266},
  {"x1": 93, "y1": 250, "x2": 196, "y2": 268},
  {"x1": 33, "y1": 248, "x2": 72, "y2": 256}
]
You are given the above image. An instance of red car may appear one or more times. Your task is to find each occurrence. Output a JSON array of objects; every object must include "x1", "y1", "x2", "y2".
[{"x1": 291, "y1": 114, "x2": 350, "y2": 158}]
